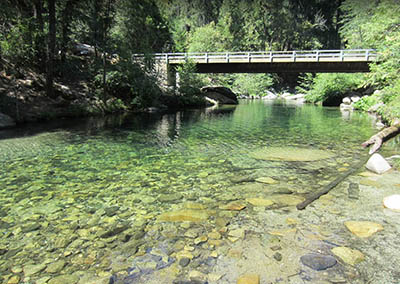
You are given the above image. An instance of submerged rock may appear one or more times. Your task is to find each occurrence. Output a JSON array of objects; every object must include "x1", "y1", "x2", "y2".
[
  {"x1": 158, "y1": 210, "x2": 209, "y2": 222},
  {"x1": 255, "y1": 177, "x2": 278, "y2": 184},
  {"x1": 300, "y1": 253, "x2": 337, "y2": 271},
  {"x1": 219, "y1": 201, "x2": 246, "y2": 211},
  {"x1": 246, "y1": 198, "x2": 274, "y2": 207},
  {"x1": 7, "y1": 275, "x2": 21, "y2": 284},
  {"x1": 366, "y1": 153, "x2": 391, "y2": 174},
  {"x1": 273, "y1": 252, "x2": 283, "y2": 261},
  {"x1": 269, "y1": 194, "x2": 305, "y2": 206},
  {"x1": 46, "y1": 260, "x2": 66, "y2": 273},
  {"x1": 348, "y1": 182, "x2": 360, "y2": 199},
  {"x1": 249, "y1": 147, "x2": 335, "y2": 162},
  {"x1": 48, "y1": 274, "x2": 79, "y2": 284},
  {"x1": 331, "y1": 246, "x2": 365, "y2": 266},
  {"x1": 237, "y1": 274, "x2": 260, "y2": 284},
  {"x1": 21, "y1": 222, "x2": 41, "y2": 233},
  {"x1": 344, "y1": 221, "x2": 383, "y2": 238},
  {"x1": 23, "y1": 263, "x2": 47, "y2": 277}
]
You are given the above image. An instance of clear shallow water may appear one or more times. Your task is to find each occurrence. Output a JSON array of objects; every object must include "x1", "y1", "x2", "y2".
[{"x1": 0, "y1": 100, "x2": 386, "y2": 283}]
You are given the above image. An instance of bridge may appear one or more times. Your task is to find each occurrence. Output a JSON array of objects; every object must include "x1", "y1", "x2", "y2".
[{"x1": 133, "y1": 49, "x2": 377, "y2": 86}]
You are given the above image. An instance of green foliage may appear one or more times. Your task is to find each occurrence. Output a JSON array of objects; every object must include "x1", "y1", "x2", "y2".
[
  {"x1": 187, "y1": 22, "x2": 229, "y2": 53},
  {"x1": 303, "y1": 73, "x2": 364, "y2": 104},
  {"x1": 0, "y1": 20, "x2": 35, "y2": 65},
  {"x1": 114, "y1": 0, "x2": 171, "y2": 54},
  {"x1": 177, "y1": 60, "x2": 206, "y2": 96},
  {"x1": 93, "y1": 60, "x2": 162, "y2": 110},
  {"x1": 295, "y1": 73, "x2": 315, "y2": 94},
  {"x1": 232, "y1": 74, "x2": 274, "y2": 96},
  {"x1": 382, "y1": 79, "x2": 400, "y2": 105},
  {"x1": 353, "y1": 94, "x2": 380, "y2": 112},
  {"x1": 380, "y1": 97, "x2": 400, "y2": 125},
  {"x1": 340, "y1": 0, "x2": 400, "y2": 121}
]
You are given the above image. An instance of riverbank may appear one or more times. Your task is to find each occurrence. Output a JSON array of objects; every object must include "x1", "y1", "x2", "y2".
[{"x1": 0, "y1": 65, "x2": 210, "y2": 128}]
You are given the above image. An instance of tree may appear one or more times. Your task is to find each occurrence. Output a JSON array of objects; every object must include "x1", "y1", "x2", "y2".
[
  {"x1": 340, "y1": 0, "x2": 400, "y2": 123},
  {"x1": 46, "y1": 0, "x2": 56, "y2": 98},
  {"x1": 59, "y1": 0, "x2": 79, "y2": 64}
]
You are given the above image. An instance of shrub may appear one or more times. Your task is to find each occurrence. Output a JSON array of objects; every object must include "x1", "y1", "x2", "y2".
[
  {"x1": 232, "y1": 74, "x2": 274, "y2": 97},
  {"x1": 304, "y1": 73, "x2": 364, "y2": 105},
  {"x1": 353, "y1": 94, "x2": 381, "y2": 111},
  {"x1": 379, "y1": 99, "x2": 400, "y2": 125},
  {"x1": 93, "y1": 59, "x2": 162, "y2": 110}
]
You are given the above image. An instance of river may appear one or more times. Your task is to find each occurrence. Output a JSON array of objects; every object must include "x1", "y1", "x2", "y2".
[{"x1": 1, "y1": 100, "x2": 399, "y2": 284}]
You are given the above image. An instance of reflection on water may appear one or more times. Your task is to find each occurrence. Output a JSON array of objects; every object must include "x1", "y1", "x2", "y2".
[{"x1": 0, "y1": 100, "x2": 397, "y2": 284}]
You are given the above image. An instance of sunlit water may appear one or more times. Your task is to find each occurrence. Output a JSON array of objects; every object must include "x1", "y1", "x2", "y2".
[{"x1": 0, "y1": 100, "x2": 396, "y2": 283}]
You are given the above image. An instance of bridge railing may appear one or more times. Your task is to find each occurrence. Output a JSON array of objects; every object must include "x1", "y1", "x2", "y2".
[{"x1": 132, "y1": 49, "x2": 377, "y2": 64}]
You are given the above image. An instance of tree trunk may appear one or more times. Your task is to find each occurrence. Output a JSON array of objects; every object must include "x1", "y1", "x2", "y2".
[
  {"x1": 46, "y1": 0, "x2": 56, "y2": 98},
  {"x1": 60, "y1": 0, "x2": 79, "y2": 64},
  {"x1": 362, "y1": 119, "x2": 400, "y2": 154},
  {"x1": 102, "y1": 0, "x2": 113, "y2": 101},
  {"x1": 297, "y1": 156, "x2": 369, "y2": 210},
  {"x1": 92, "y1": 0, "x2": 101, "y2": 59},
  {"x1": 34, "y1": 0, "x2": 45, "y2": 71}
]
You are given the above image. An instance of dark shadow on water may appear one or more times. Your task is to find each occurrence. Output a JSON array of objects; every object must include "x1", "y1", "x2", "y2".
[{"x1": 0, "y1": 105, "x2": 237, "y2": 141}]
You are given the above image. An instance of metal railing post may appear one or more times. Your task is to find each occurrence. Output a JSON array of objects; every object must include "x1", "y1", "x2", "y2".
[
  {"x1": 293, "y1": 51, "x2": 296, "y2": 62},
  {"x1": 269, "y1": 51, "x2": 273, "y2": 62},
  {"x1": 340, "y1": 50, "x2": 344, "y2": 61},
  {"x1": 366, "y1": 50, "x2": 369, "y2": 61},
  {"x1": 316, "y1": 51, "x2": 319, "y2": 62},
  {"x1": 205, "y1": 53, "x2": 208, "y2": 63},
  {"x1": 247, "y1": 52, "x2": 250, "y2": 63},
  {"x1": 226, "y1": 52, "x2": 229, "y2": 63}
]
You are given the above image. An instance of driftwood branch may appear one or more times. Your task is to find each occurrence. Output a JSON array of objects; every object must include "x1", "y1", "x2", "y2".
[
  {"x1": 296, "y1": 157, "x2": 369, "y2": 210},
  {"x1": 362, "y1": 119, "x2": 400, "y2": 154}
]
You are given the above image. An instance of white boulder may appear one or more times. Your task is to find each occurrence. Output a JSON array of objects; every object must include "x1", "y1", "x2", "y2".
[
  {"x1": 263, "y1": 90, "x2": 277, "y2": 100},
  {"x1": 340, "y1": 103, "x2": 353, "y2": 110},
  {"x1": 342, "y1": 97, "x2": 351, "y2": 104},
  {"x1": 286, "y1": 94, "x2": 305, "y2": 100},
  {"x1": 366, "y1": 153, "x2": 391, "y2": 174},
  {"x1": 383, "y1": 195, "x2": 400, "y2": 212}
]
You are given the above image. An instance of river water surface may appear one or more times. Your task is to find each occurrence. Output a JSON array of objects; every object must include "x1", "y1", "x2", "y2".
[{"x1": 1, "y1": 100, "x2": 399, "y2": 284}]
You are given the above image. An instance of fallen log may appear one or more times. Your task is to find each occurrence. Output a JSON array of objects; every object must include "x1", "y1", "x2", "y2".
[
  {"x1": 296, "y1": 157, "x2": 369, "y2": 210},
  {"x1": 362, "y1": 119, "x2": 400, "y2": 154}
]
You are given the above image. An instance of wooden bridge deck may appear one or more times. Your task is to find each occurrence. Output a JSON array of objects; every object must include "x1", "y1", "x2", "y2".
[{"x1": 133, "y1": 49, "x2": 377, "y2": 73}]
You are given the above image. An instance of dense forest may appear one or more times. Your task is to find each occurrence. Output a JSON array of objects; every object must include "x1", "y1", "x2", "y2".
[{"x1": 0, "y1": 0, "x2": 399, "y2": 125}]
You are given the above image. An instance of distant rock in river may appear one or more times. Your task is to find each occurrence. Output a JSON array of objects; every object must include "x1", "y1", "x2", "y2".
[{"x1": 201, "y1": 86, "x2": 239, "y2": 105}]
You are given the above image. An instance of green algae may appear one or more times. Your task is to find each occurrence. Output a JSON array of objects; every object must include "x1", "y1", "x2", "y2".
[{"x1": 249, "y1": 146, "x2": 336, "y2": 162}]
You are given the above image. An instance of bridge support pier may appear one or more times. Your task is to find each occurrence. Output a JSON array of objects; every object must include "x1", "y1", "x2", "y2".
[{"x1": 167, "y1": 64, "x2": 177, "y2": 88}]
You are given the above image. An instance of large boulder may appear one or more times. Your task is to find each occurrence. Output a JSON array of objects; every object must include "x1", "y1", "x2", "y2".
[
  {"x1": 263, "y1": 90, "x2": 278, "y2": 100},
  {"x1": 200, "y1": 86, "x2": 238, "y2": 105},
  {"x1": 72, "y1": 43, "x2": 95, "y2": 56},
  {"x1": 0, "y1": 112, "x2": 16, "y2": 129},
  {"x1": 366, "y1": 153, "x2": 391, "y2": 174},
  {"x1": 285, "y1": 93, "x2": 305, "y2": 100}
]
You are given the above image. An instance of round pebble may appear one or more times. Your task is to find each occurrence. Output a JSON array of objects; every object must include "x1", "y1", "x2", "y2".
[
  {"x1": 300, "y1": 253, "x2": 337, "y2": 271},
  {"x1": 179, "y1": 257, "x2": 190, "y2": 267}
]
